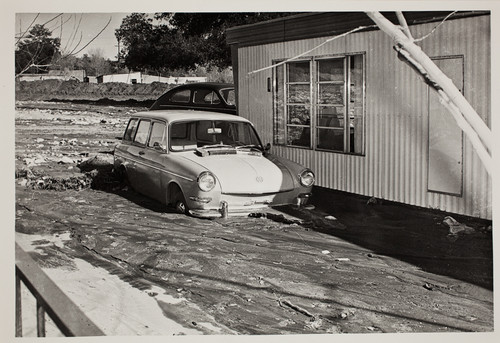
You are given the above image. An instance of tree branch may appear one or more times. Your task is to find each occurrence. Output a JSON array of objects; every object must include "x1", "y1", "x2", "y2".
[
  {"x1": 68, "y1": 17, "x2": 112, "y2": 57},
  {"x1": 396, "y1": 12, "x2": 413, "y2": 40},
  {"x1": 16, "y1": 13, "x2": 40, "y2": 45},
  {"x1": 414, "y1": 11, "x2": 457, "y2": 42},
  {"x1": 41, "y1": 13, "x2": 63, "y2": 27},
  {"x1": 248, "y1": 24, "x2": 376, "y2": 76},
  {"x1": 366, "y1": 11, "x2": 491, "y2": 174},
  {"x1": 437, "y1": 90, "x2": 492, "y2": 174}
]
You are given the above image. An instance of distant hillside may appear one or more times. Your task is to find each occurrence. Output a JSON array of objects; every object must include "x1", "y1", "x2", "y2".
[{"x1": 15, "y1": 79, "x2": 174, "y2": 102}]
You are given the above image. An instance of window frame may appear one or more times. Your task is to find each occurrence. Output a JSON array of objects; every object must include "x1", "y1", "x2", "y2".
[
  {"x1": 123, "y1": 118, "x2": 139, "y2": 142},
  {"x1": 285, "y1": 60, "x2": 312, "y2": 148},
  {"x1": 193, "y1": 89, "x2": 222, "y2": 105},
  {"x1": 169, "y1": 89, "x2": 191, "y2": 103},
  {"x1": 168, "y1": 119, "x2": 264, "y2": 152},
  {"x1": 147, "y1": 120, "x2": 167, "y2": 149},
  {"x1": 132, "y1": 119, "x2": 152, "y2": 147},
  {"x1": 273, "y1": 52, "x2": 366, "y2": 156}
]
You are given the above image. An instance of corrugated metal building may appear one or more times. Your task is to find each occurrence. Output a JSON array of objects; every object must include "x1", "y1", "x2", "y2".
[{"x1": 227, "y1": 11, "x2": 491, "y2": 219}]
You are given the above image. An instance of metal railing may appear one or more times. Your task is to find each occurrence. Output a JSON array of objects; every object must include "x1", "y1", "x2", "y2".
[{"x1": 15, "y1": 243, "x2": 104, "y2": 337}]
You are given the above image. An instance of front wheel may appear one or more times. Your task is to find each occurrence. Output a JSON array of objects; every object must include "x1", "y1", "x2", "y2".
[{"x1": 170, "y1": 186, "x2": 189, "y2": 215}]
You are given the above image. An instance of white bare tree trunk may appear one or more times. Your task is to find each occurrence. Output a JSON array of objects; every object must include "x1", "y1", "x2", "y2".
[{"x1": 366, "y1": 11, "x2": 492, "y2": 175}]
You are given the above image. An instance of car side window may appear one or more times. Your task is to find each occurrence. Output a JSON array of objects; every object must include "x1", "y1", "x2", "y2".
[
  {"x1": 221, "y1": 89, "x2": 235, "y2": 105},
  {"x1": 148, "y1": 122, "x2": 166, "y2": 148},
  {"x1": 194, "y1": 90, "x2": 220, "y2": 105},
  {"x1": 134, "y1": 120, "x2": 151, "y2": 145},
  {"x1": 123, "y1": 118, "x2": 139, "y2": 141},
  {"x1": 169, "y1": 89, "x2": 190, "y2": 103},
  {"x1": 207, "y1": 91, "x2": 221, "y2": 104}
]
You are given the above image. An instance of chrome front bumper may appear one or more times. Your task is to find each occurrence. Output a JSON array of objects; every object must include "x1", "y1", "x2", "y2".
[{"x1": 188, "y1": 193, "x2": 312, "y2": 218}]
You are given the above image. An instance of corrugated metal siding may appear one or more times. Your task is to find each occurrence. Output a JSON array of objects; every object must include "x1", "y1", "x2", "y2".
[
  {"x1": 414, "y1": 15, "x2": 491, "y2": 219},
  {"x1": 226, "y1": 12, "x2": 489, "y2": 47},
  {"x1": 237, "y1": 15, "x2": 491, "y2": 219}
]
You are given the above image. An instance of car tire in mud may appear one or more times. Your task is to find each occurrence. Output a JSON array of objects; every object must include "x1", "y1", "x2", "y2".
[
  {"x1": 170, "y1": 185, "x2": 189, "y2": 215},
  {"x1": 115, "y1": 166, "x2": 131, "y2": 189}
]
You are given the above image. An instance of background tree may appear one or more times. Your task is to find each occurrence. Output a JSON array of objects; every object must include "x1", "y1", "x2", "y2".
[
  {"x1": 115, "y1": 13, "x2": 156, "y2": 71},
  {"x1": 116, "y1": 12, "x2": 295, "y2": 73},
  {"x1": 164, "y1": 13, "x2": 295, "y2": 68},
  {"x1": 55, "y1": 49, "x2": 114, "y2": 76},
  {"x1": 15, "y1": 24, "x2": 61, "y2": 75},
  {"x1": 85, "y1": 48, "x2": 114, "y2": 76}
]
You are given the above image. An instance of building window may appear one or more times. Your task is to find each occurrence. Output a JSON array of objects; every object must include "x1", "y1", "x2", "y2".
[{"x1": 274, "y1": 54, "x2": 365, "y2": 154}]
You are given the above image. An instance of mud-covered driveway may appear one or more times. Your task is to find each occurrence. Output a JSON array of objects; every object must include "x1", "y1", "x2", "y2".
[{"x1": 14, "y1": 102, "x2": 493, "y2": 335}]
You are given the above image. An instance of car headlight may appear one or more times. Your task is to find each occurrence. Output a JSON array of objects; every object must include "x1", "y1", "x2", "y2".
[
  {"x1": 299, "y1": 169, "x2": 315, "y2": 187},
  {"x1": 197, "y1": 171, "x2": 216, "y2": 192}
]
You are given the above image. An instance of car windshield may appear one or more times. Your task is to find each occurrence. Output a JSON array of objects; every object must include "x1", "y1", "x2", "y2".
[{"x1": 170, "y1": 120, "x2": 262, "y2": 152}]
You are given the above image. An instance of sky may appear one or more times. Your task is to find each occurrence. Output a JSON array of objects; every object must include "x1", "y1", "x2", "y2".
[{"x1": 15, "y1": 13, "x2": 130, "y2": 60}]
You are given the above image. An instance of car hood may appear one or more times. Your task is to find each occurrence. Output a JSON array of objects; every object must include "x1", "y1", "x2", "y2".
[{"x1": 180, "y1": 151, "x2": 295, "y2": 194}]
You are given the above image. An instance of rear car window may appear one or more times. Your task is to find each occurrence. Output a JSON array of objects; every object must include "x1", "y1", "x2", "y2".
[
  {"x1": 221, "y1": 88, "x2": 235, "y2": 105},
  {"x1": 169, "y1": 89, "x2": 191, "y2": 103},
  {"x1": 193, "y1": 90, "x2": 220, "y2": 105}
]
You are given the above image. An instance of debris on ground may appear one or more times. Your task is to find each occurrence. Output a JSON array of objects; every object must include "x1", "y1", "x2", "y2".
[
  {"x1": 366, "y1": 197, "x2": 379, "y2": 205},
  {"x1": 16, "y1": 152, "x2": 118, "y2": 191},
  {"x1": 16, "y1": 172, "x2": 92, "y2": 191},
  {"x1": 77, "y1": 152, "x2": 115, "y2": 172},
  {"x1": 58, "y1": 156, "x2": 74, "y2": 164},
  {"x1": 278, "y1": 299, "x2": 314, "y2": 318},
  {"x1": 443, "y1": 216, "x2": 475, "y2": 235}
]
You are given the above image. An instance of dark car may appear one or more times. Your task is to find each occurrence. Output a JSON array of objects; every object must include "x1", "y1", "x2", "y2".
[{"x1": 149, "y1": 82, "x2": 237, "y2": 115}]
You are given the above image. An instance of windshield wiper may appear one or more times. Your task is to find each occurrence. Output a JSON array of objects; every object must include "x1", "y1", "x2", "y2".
[
  {"x1": 201, "y1": 143, "x2": 234, "y2": 149},
  {"x1": 235, "y1": 144, "x2": 262, "y2": 151}
]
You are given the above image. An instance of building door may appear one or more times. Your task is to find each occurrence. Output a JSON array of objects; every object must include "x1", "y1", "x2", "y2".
[{"x1": 427, "y1": 56, "x2": 464, "y2": 196}]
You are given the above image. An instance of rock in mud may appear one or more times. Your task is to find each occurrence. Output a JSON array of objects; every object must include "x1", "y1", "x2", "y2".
[
  {"x1": 443, "y1": 216, "x2": 475, "y2": 235},
  {"x1": 77, "y1": 153, "x2": 114, "y2": 172},
  {"x1": 58, "y1": 156, "x2": 74, "y2": 164}
]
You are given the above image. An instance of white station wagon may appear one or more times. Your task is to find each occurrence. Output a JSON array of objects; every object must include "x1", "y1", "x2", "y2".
[{"x1": 113, "y1": 110, "x2": 315, "y2": 218}]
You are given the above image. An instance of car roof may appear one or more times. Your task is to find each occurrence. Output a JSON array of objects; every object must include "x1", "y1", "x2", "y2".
[
  {"x1": 168, "y1": 82, "x2": 234, "y2": 91},
  {"x1": 132, "y1": 110, "x2": 250, "y2": 123}
]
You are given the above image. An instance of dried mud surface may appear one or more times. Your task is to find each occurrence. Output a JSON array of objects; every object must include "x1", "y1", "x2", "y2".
[{"x1": 15, "y1": 101, "x2": 493, "y2": 335}]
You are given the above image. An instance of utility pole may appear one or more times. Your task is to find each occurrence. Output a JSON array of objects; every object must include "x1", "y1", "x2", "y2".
[{"x1": 115, "y1": 38, "x2": 121, "y2": 63}]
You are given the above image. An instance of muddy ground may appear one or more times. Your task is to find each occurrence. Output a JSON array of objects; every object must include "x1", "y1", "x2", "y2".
[{"x1": 14, "y1": 101, "x2": 493, "y2": 336}]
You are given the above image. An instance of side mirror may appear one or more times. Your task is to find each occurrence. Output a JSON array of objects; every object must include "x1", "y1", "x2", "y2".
[
  {"x1": 264, "y1": 143, "x2": 271, "y2": 152},
  {"x1": 153, "y1": 142, "x2": 167, "y2": 151}
]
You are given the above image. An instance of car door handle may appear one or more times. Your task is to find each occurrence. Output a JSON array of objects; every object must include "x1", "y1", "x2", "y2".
[{"x1": 139, "y1": 151, "x2": 145, "y2": 155}]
